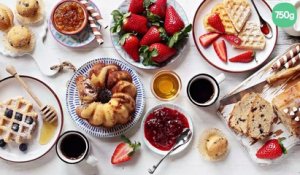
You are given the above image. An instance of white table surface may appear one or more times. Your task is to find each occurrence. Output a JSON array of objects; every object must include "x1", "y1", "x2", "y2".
[{"x1": 1, "y1": 0, "x2": 300, "y2": 175}]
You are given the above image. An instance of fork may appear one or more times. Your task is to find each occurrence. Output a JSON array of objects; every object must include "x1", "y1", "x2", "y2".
[{"x1": 6, "y1": 65, "x2": 57, "y2": 123}]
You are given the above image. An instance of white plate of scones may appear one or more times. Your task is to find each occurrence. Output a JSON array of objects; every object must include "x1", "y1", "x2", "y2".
[
  {"x1": 66, "y1": 58, "x2": 145, "y2": 138},
  {"x1": 0, "y1": 75, "x2": 63, "y2": 163},
  {"x1": 193, "y1": 0, "x2": 278, "y2": 72}
]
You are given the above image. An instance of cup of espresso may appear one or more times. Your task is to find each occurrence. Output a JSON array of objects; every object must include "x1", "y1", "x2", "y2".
[
  {"x1": 56, "y1": 131, "x2": 97, "y2": 166},
  {"x1": 187, "y1": 73, "x2": 225, "y2": 107}
]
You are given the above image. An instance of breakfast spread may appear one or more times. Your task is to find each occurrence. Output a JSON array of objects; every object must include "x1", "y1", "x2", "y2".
[
  {"x1": 0, "y1": 3, "x2": 14, "y2": 31},
  {"x1": 0, "y1": 97, "x2": 38, "y2": 151},
  {"x1": 199, "y1": 128, "x2": 229, "y2": 161},
  {"x1": 75, "y1": 62, "x2": 137, "y2": 128},
  {"x1": 111, "y1": 0, "x2": 191, "y2": 67},
  {"x1": 144, "y1": 107, "x2": 189, "y2": 151},
  {"x1": 15, "y1": 0, "x2": 44, "y2": 24}
]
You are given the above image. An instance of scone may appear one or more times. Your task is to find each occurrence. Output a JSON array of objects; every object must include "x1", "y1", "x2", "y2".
[
  {"x1": 4, "y1": 25, "x2": 35, "y2": 53},
  {"x1": 0, "y1": 3, "x2": 14, "y2": 31},
  {"x1": 223, "y1": 0, "x2": 251, "y2": 32},
  {"x1": 199, "y1": 128, "x2": 229, "y2": 161},
  {"x1": 235, "y1": 21, "x2": 266, "y2": 50},
  {"x1": 16, "y1": 0, "x2": 44, "y2": 24},
  {"x1": 272, "y1": 82, "x2": 300, "y2": 137},
  {"x1": 203, "y1": 3, "x2": 236, "y2": 34}
]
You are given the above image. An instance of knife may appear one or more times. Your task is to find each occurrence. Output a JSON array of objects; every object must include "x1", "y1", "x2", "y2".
[{"x1": 220, "y1": 64, "x2": 300, "y2": 106}]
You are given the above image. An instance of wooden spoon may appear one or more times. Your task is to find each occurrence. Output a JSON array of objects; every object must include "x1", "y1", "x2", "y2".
[{"x1": 6, "y1": 65, "x2": 57, "y2": 123}]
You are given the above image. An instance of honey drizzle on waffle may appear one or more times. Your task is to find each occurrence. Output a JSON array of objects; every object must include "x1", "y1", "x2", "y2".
[{"x1": 0, "y1": 97, "x2": 38, "y2": 144}]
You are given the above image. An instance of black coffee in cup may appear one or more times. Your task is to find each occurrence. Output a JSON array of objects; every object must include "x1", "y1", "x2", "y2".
[
  {"x1": 189, "y1": 78, "x2": 215, "y2": 104},
  {"x1": 60, "y1": 134, "x2": 87, "y2": 160}
]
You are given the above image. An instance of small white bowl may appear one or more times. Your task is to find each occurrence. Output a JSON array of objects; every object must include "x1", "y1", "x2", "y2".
[{"x1": 141, "y1": 104, "x2": 193, "y2": 155}]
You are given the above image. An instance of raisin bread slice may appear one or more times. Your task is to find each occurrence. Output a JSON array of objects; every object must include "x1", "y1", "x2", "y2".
[
  {"x1": 229, "y1": 93, "x2": 258, "y2": 134},
  {"x1": 247, "y1": 96, "x2": 274, "y2": 140}
]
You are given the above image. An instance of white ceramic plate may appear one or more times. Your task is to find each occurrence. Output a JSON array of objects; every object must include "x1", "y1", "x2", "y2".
[
  {"x1": 192, "y1": 0, "x2": 278, "y2": 73},
  {"x1": 110, "y1": 0, "x2": 189, "y2": 70},
  {"x1": 0, "y1": 76, "x2": 63, "y2": 163},
  {"x1": 66, "y1": 58, "x2": 145, "y2": 138},
  {"x1": 141, "y1": 104, "x2": 193, "y2": 155}
]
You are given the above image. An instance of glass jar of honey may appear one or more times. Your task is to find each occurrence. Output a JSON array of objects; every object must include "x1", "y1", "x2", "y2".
[{"x1": 151, "y1": 70, "x2": 182, "y2": 101}]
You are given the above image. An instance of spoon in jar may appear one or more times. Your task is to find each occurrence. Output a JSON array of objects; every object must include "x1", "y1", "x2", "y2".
[
  {"x1": 251, "y1": 0, "x2": 273, "y2": 39},
  {"x1": 148, "y1": 128, "x2": 192, "y2": 174}
]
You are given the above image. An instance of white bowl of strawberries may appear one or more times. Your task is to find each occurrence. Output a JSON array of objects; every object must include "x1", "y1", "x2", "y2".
[{"x1": 110, "y1": 0, "x2": 191, "y2": 69}]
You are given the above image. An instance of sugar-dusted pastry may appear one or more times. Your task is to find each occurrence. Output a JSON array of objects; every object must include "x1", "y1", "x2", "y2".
[
  {"x1": 199, "y1": 128, "x2": 229, "y2": 161},
  {"x1": 0, "y1": 97, "x2": 38, "y2": 144},
  {"x1": 76, "y1": 75, "x2": 97, "y2": 104},
  {"x1": 16, "y1": 0, "x2": 44, "y2": 24},
  {"x1": 4, "y1": 25, "x2": 35, "y2": 53},
  {"x1": 0, "y1": 4, "x2": 14, "y2": 31}
]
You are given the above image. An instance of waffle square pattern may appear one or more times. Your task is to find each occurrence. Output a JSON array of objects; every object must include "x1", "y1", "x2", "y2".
[
  {"x1": 204, "y1": 3, "x2": 237, "y2": 34},
  {"x1": 0, "y1": 97, "x2": 38, "y2": 144},
  {"x1": 223, "y1": 0, "x2": 251, "y2": 32},
  {"x1": 235, "y1": 21, "x2": 266, "y2": 50}
]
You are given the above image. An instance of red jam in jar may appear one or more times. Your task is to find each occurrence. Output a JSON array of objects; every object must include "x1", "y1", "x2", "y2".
[
  {"x1": 53, "y1": 2, "x2": 85, "y2": 33},
  {"x1": 144, "y1": 107, "x2": 189, "y2": 151}
]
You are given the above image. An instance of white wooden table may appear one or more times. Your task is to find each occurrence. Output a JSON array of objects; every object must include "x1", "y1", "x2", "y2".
[{"x1": 0, "y1": 0, "x2": 299, "y2": 174}]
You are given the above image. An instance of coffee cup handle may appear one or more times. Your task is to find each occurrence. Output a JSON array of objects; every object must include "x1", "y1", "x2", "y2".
[
  {"x1": 215, "y1": 73, "x2": 225, "y2": 84},
  {"x1": 86, "y1": 155, "x2": 98, "y2": 166}
]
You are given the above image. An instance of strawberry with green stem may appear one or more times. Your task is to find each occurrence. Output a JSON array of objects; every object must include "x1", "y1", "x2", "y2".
[
  {"x1": 256, "y1": 138, "x2": 287, "y2": 159},
  {"x1": 168, "y1": 24, "x2": 192, "y2": 48},
  {"x1": 111, "y1": 135, "x2": 141, "y2": 164},
  {"x1": 111, "y1": 10, "x2": 148, "y2": 35},
  {"x1": 144, "y1": 0, "x2": 167, "y2": 22},
  {"x1": 164, "y1": 6, "x2": 185, "y2": 36},
  {"x1": 140, "y1": 26, "x2": 169, "y2": 46},
  {"x1": 120, "y1": 33, "x2": 140, "y2": 62}
]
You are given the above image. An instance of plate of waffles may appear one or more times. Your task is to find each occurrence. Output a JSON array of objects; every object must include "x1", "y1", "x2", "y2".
[
  {"x1": 193, "y1": 0, "x2": 278, "y2": 73},
  {"x1": 0, "y1": 76, "x2": 63, "y2": 163}
]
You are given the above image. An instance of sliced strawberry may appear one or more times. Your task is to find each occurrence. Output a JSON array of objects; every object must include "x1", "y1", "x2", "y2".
[
  {"x1": 111, "y1": 135, "x2": 141, "y2": 164},
  {"x1": 120, "y1": 33, "x2": 140, "y2": 62},
  {"x1": 207, "y1": 13, "x2": 225, "y2": 33},
  {"x1": 164, "y1": 6, "x2": 185, "y2": 36},
  {"x1": 229, "y1": 50, "x2": 255, "y2": 63},
  {"x1": 129, "y1": 0, "x2": 145, "y2": 14},
  {"x1": 213, "y1": 40, "x2": 227, "y2": 62},
  {"x1": 199, "y1": 32, "x2": 221, "y2": 47},
  {"x1": 222, "y1": 34, "x2": 242, "y2": 46},
  {"x1": 256, "y1": 139, "x2": 286, "y2": 159}
]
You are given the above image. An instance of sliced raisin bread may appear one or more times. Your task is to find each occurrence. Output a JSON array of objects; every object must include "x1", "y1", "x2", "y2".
[
  {"x1": 229, "y1": 93, "x2": 258, "y2": 134},
  {"x1": 247, "y1": 96, "x2": 274, "y2": 140}
]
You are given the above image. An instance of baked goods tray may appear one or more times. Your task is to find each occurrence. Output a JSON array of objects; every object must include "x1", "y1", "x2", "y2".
[{"x1": 217, "y1": 44, "x2": 300, "y2": 165}]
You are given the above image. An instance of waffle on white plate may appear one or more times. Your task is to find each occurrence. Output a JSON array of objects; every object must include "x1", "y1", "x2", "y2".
[
  {"x1": 0, "y1": 97, "x2": 38, "y2": 144},
  {"x1": 223, "y1": 0, "x2": 251, "y2": 32},
  {"x1": 235, "y1": 21, "x2": 266, "y2": 50},
  {"x1": 203, "y1": 3, "x2": 237, "y2": 34}
]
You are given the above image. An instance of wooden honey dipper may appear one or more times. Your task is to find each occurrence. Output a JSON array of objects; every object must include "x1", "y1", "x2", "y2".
[{"x1": 6, "y1": 65, "x2": 57, "y2": 123}]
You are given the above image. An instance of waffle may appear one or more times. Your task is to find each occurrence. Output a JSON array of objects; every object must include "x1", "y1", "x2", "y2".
[
  {"x1": 223, "y1": 0, "x2": 251, "y2": 32},
  {"x1": 235, "y1": 21, "x2": 265, "y2": 50},
  {"x1": 0, "y1": 97, "x2": 38, "y2": 144},
  {"x1": 203, "y1": 3, "x2": 237, "y2": 34}
]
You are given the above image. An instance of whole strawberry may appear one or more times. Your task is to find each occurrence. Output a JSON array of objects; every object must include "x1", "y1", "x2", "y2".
[
  {"x1": 164, "y1": 6, "x2": 185, "y2": 36},
  {"x1": 120, "y1": 33, "x2": 140, "y2": 62},
  {"x1": 140, "y1": 43, "x2": 177, "y2": 65},
  {"x1": 256, "y1": 139, "x2": 287, "y2": 159},
  {"x1": 129, "y1": 0, "x2": 145, "y2": 14},
  {"x1": 140, "y1": 26, "x2": 169, "y2": 46},
  {"x1": 111, "y1": 10, "x2": 148, "y2": 35},
  {"x1": 149, "y1": 0, "x2": 167, "y2": 19}
]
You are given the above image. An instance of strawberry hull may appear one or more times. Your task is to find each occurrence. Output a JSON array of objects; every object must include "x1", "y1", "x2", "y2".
[{"x1": 150, "y1": 43, "x2": 177, "y2": 63}]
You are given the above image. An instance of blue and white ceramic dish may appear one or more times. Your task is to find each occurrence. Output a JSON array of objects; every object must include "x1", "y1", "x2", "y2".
[
  {"x1": 49, "y1": 0, "x2": 99, "y2": 48},
  {"x1": 66, "y1": 58, "x2": 145, "y2": 137},
  {"x1": 110, "y1": 0, "x2": 189, "y2": 69}
]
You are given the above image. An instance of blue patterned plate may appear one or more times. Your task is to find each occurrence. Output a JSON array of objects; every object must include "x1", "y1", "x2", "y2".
[
  {"x1": 110, "y1": 0, "x2": 189, "y2": 69},
  {"x1": 49, "y1": 0, "x2": 100, "y2": 48},
  {"x1": 66, "y1": 58, "x2": 145, "y2": 137}
]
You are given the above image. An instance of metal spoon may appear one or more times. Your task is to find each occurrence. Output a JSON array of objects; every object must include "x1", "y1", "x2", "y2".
[
  {"x1": 251, "y1": 0, "x2": 273, "y2": 39},
  {"x1": 148, "y1": 128, "x2": 192, "y2": 174}
]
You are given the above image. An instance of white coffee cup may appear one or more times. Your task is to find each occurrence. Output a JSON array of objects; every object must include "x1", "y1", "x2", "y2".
[
  {"x1": 56, "y1": 131, "x2": 97, "y2": 166},
  {"x1": 187, "y1": 73, "x2": 225, "y2": 107}
]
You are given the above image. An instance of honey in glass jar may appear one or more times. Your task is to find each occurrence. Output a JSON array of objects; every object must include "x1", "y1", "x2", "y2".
[{"x1": 151, "y1": 70, "x2": 182, "y2": 101}]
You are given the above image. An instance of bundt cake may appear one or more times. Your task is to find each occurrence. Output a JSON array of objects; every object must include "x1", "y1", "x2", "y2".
[{"x1": 75, "y1": 62, "x2": 137, "y2": 128}]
